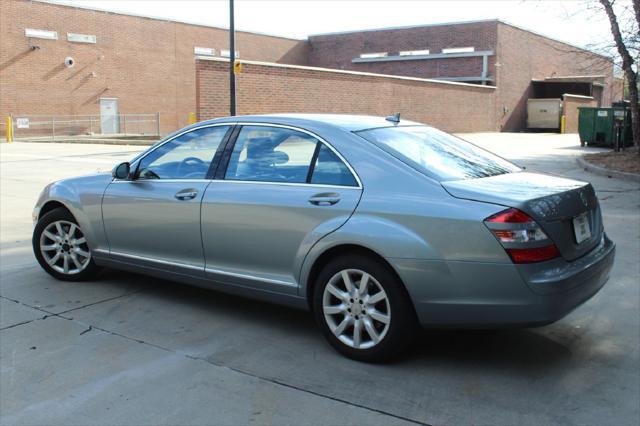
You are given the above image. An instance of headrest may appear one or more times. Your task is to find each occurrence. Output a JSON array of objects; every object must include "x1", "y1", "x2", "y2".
[
  {"x1": 246, "y1": 137, "x2": 276, "y2": 158},
  {"x1": 270, "y1": 150, "x2": 289, "y2": 165}
]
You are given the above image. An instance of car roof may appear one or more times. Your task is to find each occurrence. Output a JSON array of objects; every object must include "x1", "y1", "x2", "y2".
[{"x1": 198, "y1": 113, "x2": 425, "y2": 132}]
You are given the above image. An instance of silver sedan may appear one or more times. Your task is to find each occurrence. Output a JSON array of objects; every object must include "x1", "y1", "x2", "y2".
[{"x1": 32, "y1": 114, "x2": 615, "y2": 362}]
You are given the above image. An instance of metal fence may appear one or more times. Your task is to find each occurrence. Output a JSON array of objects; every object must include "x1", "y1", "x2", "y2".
[{"x1": 8, "y1": 113, "x2": 160, "y2": 142}]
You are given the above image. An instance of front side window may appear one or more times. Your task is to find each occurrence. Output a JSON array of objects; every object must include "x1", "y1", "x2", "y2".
[
  {"x1": 137, "y1": 126, "x2": 230, "y2": 180},
  {"x1": 356, "y1": 126, "x2": 520, "y2": 181},
  {"x1": 225, "y1": 126, "x2": 318, "y2": 183}
]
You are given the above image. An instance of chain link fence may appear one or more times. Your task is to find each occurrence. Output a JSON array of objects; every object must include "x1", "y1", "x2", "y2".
[{"x1": 7, "y1": 113, "x2": 160, "y2": 142}]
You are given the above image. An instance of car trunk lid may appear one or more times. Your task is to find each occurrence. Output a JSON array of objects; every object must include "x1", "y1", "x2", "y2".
[{"x1": 442, "y1": 172, "x2": 603, "y2": 261}]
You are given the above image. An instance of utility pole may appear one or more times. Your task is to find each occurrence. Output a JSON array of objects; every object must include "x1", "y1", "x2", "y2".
[{"x1": 229, "y1": 0, "x2": 236, "y2": 116}]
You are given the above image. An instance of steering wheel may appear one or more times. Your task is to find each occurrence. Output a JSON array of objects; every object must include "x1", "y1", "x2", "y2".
[{"x1": 177, "y1": 157, "x2": 206, "y2": 176}]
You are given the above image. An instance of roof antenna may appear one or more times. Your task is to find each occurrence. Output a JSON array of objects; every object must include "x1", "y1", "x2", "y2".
[{"x1": 385, "y1": 112, "x2": 400, "y2": 124}]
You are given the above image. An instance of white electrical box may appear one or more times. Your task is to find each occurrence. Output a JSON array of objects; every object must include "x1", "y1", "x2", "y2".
[{"x1": 527, "y1": 98, "x2": 562, "y2": 129}]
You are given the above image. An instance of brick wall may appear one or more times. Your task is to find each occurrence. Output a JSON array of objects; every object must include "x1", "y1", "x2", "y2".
[
  {"x1": 0, "y1": 0, "x2": 307, "y2": 134},
  {"x1": 196, "y1": 58, "x2": 497, "y2": 133},
  {"x1": 308, "y1": 21, "x2": 498, "y2": 81},
  {"x1": 496, "y1": 22, "x2": 615, "y2": 131},
  {"x1": 563, "y1": 94, "x2": 596, "y2": 133}
]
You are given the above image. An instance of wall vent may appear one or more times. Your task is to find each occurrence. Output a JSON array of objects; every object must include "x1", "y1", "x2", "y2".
[
  {"x1": 399, "y1": 49, "x2": 430, "y2": 56},
  {"x1": 67, "y1": 33, "x2": 97, "y2": 44},
  {"x1": 359, "y1": 52, "x2": 388, "y2": 59},
  {"x1": 442, "y1": 47, "x2": 475, "y2": 54},
  {"x1": 220, "y1": 49, "x2": 240, "y2": 58},
  {"x1": 194, "y1": 47, "x2": 216, "y2": 56},
  {"x1": 25, "y1": 28, "x2": 58, "y2": 40}
]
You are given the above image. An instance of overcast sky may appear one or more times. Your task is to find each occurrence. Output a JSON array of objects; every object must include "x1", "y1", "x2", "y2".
[{"x1": 44, "y1": 0, "x2": 616, "y2": 50}]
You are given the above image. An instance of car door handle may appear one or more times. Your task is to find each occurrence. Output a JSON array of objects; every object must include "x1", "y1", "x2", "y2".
[
  {"x1": 175, "y1": 189, "x2": 198, "y2": 200},
  {"x1": 308, "y1": 192, "x2": 340, "y2": 206}
]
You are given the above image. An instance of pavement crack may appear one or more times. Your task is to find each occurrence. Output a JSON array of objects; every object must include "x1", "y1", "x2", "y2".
[
  {"x1": 54, "y1": 287, "x2": 147, "y2": 316},
  {"x1": 60, "y1": 315, "x2": 432, "y2": 426},
  {"x1": 0, "y1": 295, "x2": 57, "y2": 316},
  {"x1": 193, "y1": 355, "x2": 434, "y2": 426},
  {"x1": 0, "y1": 319, "x2": 38, "y2": 331}
]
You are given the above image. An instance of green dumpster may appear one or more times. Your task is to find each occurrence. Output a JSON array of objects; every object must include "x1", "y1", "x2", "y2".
[
  {"x1": 578, "y1": 107, "x2": 596, "y2": 146},
  {"x1": 577, "y1": 107, "x2": 634, "y2": 147}
]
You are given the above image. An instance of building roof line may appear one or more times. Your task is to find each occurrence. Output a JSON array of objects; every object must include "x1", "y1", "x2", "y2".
[
  {"x1": 197, "y1": 56, "x2": 497, "y2": 90},
  {"x1": 563, "y1": 94, "x2": 595, "y2": 99},
  {"x1": 308, "y1": 19, "x2": 501, "y2": 37},
  {"x1": 496, "y1": 20, "x2": 612, "y2": 61},
  {"x1": 35, "y1": 0, "x2": 305, "y2": 41},
  {"x1": 309, "y1": 18, "x2": 612, "y2": 61},
  {"x1": 531, "y1": 75, "x2": 607, "y2": 82}
]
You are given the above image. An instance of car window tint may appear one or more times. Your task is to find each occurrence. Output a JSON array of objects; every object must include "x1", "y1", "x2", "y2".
[
  {"x1": 137, "y1": 126, "x2": 230, "y2": 180},
  {"x1": 311, "y1": 144, "x2": 358, "y2": 187},
  {"x1": 225, "y1": 126, "x2": 318, "y2": 183},
  {"x1": 356, "y1": 126, "x2": 520, "y2": 181}
]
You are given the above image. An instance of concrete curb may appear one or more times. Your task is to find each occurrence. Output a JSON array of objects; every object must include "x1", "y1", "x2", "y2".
[{"x1": 576, "y1": 156, "x2": 640, "y2": 183}]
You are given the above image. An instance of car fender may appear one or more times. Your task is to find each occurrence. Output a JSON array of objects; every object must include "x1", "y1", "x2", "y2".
[
  {"x1": 34, "y1": 174, "x2": 112, "y2": 252},
  {"x1": 297, "y1": 213, "x2": 440, "y2": 297}
]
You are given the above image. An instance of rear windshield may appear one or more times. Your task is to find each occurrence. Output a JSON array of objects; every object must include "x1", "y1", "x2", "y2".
[{"x1": 356, "y1": 126, "x2": 520, "y2": 181}]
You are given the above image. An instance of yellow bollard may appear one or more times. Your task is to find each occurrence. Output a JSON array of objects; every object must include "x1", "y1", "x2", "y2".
[
  {"x1": 189, "y1": 112, "x2": 196, "y2": 125},
  {"x1": 5, "y1": 116, "x2": 12, "y2": 143},
  {"x1": 560, "y1": 115, "x2": 566, "y2": 134}
]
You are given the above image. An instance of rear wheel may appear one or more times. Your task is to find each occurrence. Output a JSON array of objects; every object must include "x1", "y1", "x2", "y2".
[
  {"x1": 312, "y1": 254, "x2": 416, "y2": 362},
  {"x1": 32, "y1": 208, "x2": 100, "y2": 281}
]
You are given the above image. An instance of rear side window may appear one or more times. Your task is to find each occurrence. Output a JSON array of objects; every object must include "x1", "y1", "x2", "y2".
[
  {"x1": 225, "y1": 126, "x2": 318, "y2": 183},
  {"x1": 224, "y1": 125, "x2": 358, "y2": 187},
  {"x1": 311, "y1": 144, "x2": 358, "y2": 187},
  {"x1": 356, "y1": 126, "x2": 520, "y2": 181}
]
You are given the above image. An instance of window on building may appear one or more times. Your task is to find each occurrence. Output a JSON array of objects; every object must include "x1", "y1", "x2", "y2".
[
  {"x1": 359, "y1": 52, "x2": 388, "y2": 59},
  {"x1": 399, "y1": 49, "x2": 430, "y2": 56},
  {"x1": 442, "y1": 47, "x2": 475, "y2": 54}
]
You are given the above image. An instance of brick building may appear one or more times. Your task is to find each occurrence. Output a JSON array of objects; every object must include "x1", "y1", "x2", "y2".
[
  {"x1": 306, "y1": 20, "x2": 618, "y2": 131},
  {"x1": 0, "y1": 0, "x2": 307, "y2": 133},
  {"x1": 0, "y1": 0, "x2": 619, "y2": 135}
]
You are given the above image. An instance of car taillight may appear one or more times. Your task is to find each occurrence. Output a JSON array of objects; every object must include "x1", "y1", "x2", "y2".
[{"x1": 484, "y1": 208, "x2": 560, "y2": 264}]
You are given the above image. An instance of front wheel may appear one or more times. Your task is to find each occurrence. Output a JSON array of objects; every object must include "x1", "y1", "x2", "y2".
[
  {"x1": 32, "y1": 208, "x2": 100, "y2": 281},
  {"x1": 312, "y1": 254, "x2": 416, "y2": 362}
]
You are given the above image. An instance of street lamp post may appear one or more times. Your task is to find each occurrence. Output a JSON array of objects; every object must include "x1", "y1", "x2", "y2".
[{"x1": 229, "y1": 0, "x2": 236, "y2": 116}]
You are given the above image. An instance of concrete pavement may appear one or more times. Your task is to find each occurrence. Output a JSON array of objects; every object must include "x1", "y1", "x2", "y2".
[{"x1": 1, "y1": 133, "x2": 638, "y2": 425}]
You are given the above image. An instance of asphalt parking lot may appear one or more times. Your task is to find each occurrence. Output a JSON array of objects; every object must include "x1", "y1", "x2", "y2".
[{"x1": 1, "y1": 133, "x2": 639, "y2": 425}]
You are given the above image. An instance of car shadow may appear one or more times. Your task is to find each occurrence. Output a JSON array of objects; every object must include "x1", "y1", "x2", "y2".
[{"x1": 95, "y1": 269, "x2": 577, "y2": 374}]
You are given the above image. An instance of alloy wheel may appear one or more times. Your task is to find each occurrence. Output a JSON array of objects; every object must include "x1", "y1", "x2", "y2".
[
  {"x1": 322, "y1": 269, "x2": 391, "y2": 350},
  {"x1": 39, "y1": 220, "x2": 91, "y2": 275}
]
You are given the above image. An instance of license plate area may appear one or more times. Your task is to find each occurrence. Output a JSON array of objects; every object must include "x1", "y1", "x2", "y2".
[{"x1": 573, "y1": 212, "x2": 591, "y2": 244}]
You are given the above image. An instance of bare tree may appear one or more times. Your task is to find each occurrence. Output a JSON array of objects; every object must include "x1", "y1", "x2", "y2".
[{"x1": 600, "y1": 0, "x2": 640, "y2": 149}]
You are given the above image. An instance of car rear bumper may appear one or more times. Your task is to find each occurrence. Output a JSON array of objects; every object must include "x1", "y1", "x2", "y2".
[{"x1": 390, "y1": 234, "x2": 615, "y2": 327}]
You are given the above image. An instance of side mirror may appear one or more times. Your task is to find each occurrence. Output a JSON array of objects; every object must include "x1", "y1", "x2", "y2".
[{"x1": 112, "y1": 162, "x2": 131, "y2": 180}]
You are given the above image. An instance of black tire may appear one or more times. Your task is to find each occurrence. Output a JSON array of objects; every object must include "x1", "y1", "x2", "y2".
[
  {"x1": 312, "y1": 253, "x2": 417, "y2": 362},
  {"x1": 32, "y1": 208, "x2": 100, "y2": 281}
]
